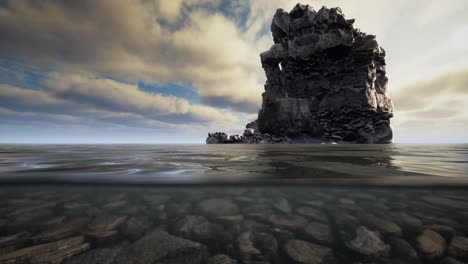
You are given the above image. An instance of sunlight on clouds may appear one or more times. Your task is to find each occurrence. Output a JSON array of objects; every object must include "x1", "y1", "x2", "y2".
[
  {"x1": 450, "y1": 24, "x2": 468, "y2": 50},
  {"x1": 0, "y1": 0, "x2": 467, "y2": 142},
  {"x1": 153, "y1": 0, "x2": 184, "y2": 22},
  {"x1": 392, "y1": 70, "x2": 468, "y2": 143},
  {"x1": 0, "y1": 74, "x2": 239, "y2": 128}
]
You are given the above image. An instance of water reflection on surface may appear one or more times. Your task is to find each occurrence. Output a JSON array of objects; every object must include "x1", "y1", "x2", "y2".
[
  {"x1": 0, "y1": 186, "x2": 467, "y2": 263},
  {"x1": 0, "y1": 144, "x2": 467, "y2": 185}
]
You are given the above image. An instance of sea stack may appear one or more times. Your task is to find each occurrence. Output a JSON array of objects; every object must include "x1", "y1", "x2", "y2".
[{"x1": 207, "y1": 4, "x2": 393, "y2": 144}]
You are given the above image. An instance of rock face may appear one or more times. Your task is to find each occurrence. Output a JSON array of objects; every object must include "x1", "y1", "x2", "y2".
[{"x1": 207, "y1": 3, "x2": 393, "y2": 144}]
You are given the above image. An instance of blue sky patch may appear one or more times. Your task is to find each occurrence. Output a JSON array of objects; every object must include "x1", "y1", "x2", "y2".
[
  {"x1": 0, "y1": 57, "x2": 50, "y2": 90},
  {"x1": 138, "y1": 82, "x2": 201, "y2": 104}
]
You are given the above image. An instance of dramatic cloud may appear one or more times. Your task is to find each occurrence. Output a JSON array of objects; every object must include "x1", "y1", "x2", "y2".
[
  {"x1": 0, "y1": 0, "x2": 264, "y2": 112},
  {"x1": 0, "y1": 0, "x2": 467, "y2": 142},
  {"x1": 0, "y1": 74, "x2": 240, "y2": 129}
]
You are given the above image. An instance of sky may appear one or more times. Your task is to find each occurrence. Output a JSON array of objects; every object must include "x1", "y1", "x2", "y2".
[{"x1": 0, "y1": 0, "x2": 467, "y2": 143}]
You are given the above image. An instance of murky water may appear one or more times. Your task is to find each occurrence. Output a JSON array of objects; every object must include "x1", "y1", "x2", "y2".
[{"x1": 0, "y1": 145, "x2": 467, "y2": 263}]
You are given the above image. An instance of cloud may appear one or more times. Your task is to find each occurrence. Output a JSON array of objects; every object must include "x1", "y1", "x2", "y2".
[
  {"x1": 0, "y1": 0, "x2": 467, "y2": 142},
  {"x1": 392, "y1": 69, "x2": 468, "y2": 111},
  {"x1": 391, "y1": 70, "x2": 468, "y2": 142},
  {"x1": 0, "y1": 0, "x2": 265, "y2": 112},
  {"x1": 0, "y1": 73, "x2": 240, "y2": 129}
]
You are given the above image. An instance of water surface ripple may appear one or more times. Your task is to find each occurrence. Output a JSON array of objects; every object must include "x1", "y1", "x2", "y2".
[{"x1": 0, "y1": 144, "x2": 467, "y2": 186}]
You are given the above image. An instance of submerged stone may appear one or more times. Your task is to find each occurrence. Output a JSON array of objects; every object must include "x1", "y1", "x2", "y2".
[
  {"x1": 0, "y1": 232, "x2": 30, "y2": 255},
  {"x1": 197, "y1": 199, "x2": 239, "y2": 217},
  {"x1": 448, "y1": 236, "x2": 468, "y2": 261},
  {"x1": 112, "y1": 230, "x2": 208, "y2": 264},
  {"x1": 64, "y1": 243, "x2": 126, "y2": 264},
  {"x1": 207, "y1": 254, "x2": 238, "y2": 264},
  {"x1": 346, "y1": 226, "x2": 390, "y2": 259},
  {"x1": 88, "y1": 215, "x2": 128, "y2": 232},
  {"x1": 416, "y1": 229, "x2": 447, "y2": 261},
  {"x1": 268, "y1": 214, "x2": 308, "y2": 230},
  {"x1": 295, "y1": 207, "x2": 328, "y2": 223},
  {"x1": 236, "y1": 231, "x2": 278, "y2": 263},
  {"x1": 172, "y1": 215, "x2": 221, "y2": 242},
  {"x1": 120, "y1": 216, "x2": 152, "y2": 241},
  {"x1": 31, "y1": 218, "x2": 88, "y2": 244},
  {"x1": 303, "y1": 222, "x2": 334, "y2": 245},
  {"x1": 0, "y1": 236, "x2": 89, "y2": 264},
  {"x1": 388, "y1": 237, "x2": 419, "y2": 263},
  {"x1": 283, "y1": 239, "x2": 336, "y2": 264}
]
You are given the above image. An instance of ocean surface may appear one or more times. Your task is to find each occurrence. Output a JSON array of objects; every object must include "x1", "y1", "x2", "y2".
[
  {"x1": 0, "y1": 144, "x2": 467, "y2": 186},
  {"x1": 0, "y1": 144, "x2": 467, "y2": 263}
]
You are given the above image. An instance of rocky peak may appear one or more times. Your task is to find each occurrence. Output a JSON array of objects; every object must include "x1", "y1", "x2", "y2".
[{"x1": 207, "y1": 3, "x2": 393, "y2": 144}]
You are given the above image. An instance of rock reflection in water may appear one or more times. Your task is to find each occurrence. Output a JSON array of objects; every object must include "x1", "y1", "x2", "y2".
[{"x1": 0, "y1": 186, "x2": 468, "y2": 263}]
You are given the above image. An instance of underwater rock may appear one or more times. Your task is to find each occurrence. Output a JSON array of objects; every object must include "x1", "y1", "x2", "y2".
[
  {"x1": 0, "y1": 236, "x2": 89, "y2": 264},
  {"x1": 416, "y1": 229, "x2": 447, "y2": 261},
  {"x1": 388, "y1": 237, "x2": 419, "y2": 263},
  {"x1": 85, "y1": 230, "x2": 119, "y2": 247},
  {"x1": 283, "y1": 239, "x2": 336, "y2": 264},
  {"x1": 389, "y1": 212, "x2": 423, "y2": 234},
  {"x1": 63, "y1": 202, "x2": 89, "y2": 216},
  {"x1": 424, "y1": 224, "x2": 455, "y2": 240},
  {"x1": 303, "y1": 222, "x2": 334, "y2": 245},
  {"x1": 141, "y1": 194, "x2": 170, "y2": 208},
  {"x1": 41, "y1": 216, "x2": 67, "y2": 230},
  {"x1": 0, "y1": 232, "x2": 30, "y2": 255},
  {"x1": 197, "y1": 199, "x2": 239, "y2": 217},
  {"x1": 7, "y1": 202, "x2": 57, "y2": 219},
  {"x1": 207, "y1": 3, "x2": 393, "y2": 144},
  {"x1": 251, "y1": 232, "x2": 279, "y2": 263},
  {"x1": 64, "y1": 243, "x2": 126, "y2": 264},
  {"x1": 103, "y1": 200, "x2": 128, "y2": 211},
  {"x1": 345, "y1": 226, "x2": 390, "y2": 259},
  {"x1": 441, "y1": 257, "x2": 465, "y2": 264},
  {"x1": 236, "y1": 232, "x2": 263, "y2": 263},
  {"x1": 272, "y1": 197, "x2": 292, "y2": 214},
  {"x1": 172, "y1": 215, "x2": 222, "y2": 242},
  {"x1": 243, "y1": 204, "x2": 273, "y2": 222},
  {"x1": 112, "y1": 230, "x2": 208, "y2": 264},
  {"x1": 207, "y1": 254, "x2": 238, "y2": 264},
  {"x1": 236, "y1": 231, "x2": 278, "y2": 263},
  {"x1": 358, "y1": 212, "x2": 402, "y2": 236},
  {"x1": 448, "y1": 236, "x2": 468, "y2": 261},
  {"x1": 215, "y1": 215, "x2": 244, "y2": 225},
  {"x1": 420, "y1": 196, "x2": 468, "y2": 210},
  {"x1": 268, "y1": 214, "x2": 308, "y2": 230},
  {"x1": 295, "y1": 206, "x2": 328, "y2": 223},
  {"x1": 120, "y1": 216, "x2": 152, "y2": 241},
  {"x1": 88, "y1": 215, "x2": 128, "y2": 232},
  {"x1": 31, "y1": 218, "x2": 89, "y2": 244},
  {"x1": 166, "y1": 202, "x2": 191, "y2": 219}
]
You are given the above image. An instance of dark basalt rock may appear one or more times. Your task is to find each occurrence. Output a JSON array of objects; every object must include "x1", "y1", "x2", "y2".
[{"x1": 207, "y1": 3, "x2": 393, "y2": 144}]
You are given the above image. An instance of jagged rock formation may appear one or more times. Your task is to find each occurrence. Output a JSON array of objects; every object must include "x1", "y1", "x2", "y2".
[{"x1": 207, "y1": 3, "x2": 393, "y2": 144}]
